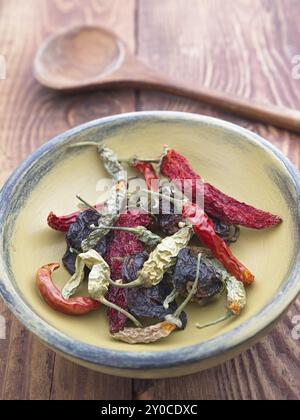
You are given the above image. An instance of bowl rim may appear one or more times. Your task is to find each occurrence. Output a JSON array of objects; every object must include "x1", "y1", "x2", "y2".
[{"x1": 0, "y1": 110, "x2": 299, "y2": 371}]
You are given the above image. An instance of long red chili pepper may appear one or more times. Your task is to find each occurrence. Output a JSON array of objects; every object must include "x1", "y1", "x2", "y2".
[
  {"x1": 47, "y1": 203, "x2": 104, "y2": 232},
  {"x1": 160, "y1": 149, "x2": 281, "y2": 229},
  {"x1": 130, "y1": 160, "x2": 159, "y2": 191},
  {"x1": 37, "y1": 263, "x2": 101, "y2": 315},
  {"x1": 182, "y1": 202, "x2": 254, "y2": 285}
]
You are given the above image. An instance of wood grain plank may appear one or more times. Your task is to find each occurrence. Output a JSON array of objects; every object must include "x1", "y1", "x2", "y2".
[
  {"x1": 0, "y1": 0, "x2": 135, "y2": 400},
  {"x1": 1, "y1": 0, "x2": 299, "y2": 401},
  {"x1": 135, "y1": 0, "x2": 300, "y2": 400}
]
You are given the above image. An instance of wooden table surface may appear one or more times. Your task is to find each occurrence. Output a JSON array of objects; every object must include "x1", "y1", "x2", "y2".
[{"x1": 0, "y1": 0, "x2": 299, "y2": 400}]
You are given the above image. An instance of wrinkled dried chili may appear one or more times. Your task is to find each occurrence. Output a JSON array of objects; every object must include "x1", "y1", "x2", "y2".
[
  {"x1": 61, "y1": 249, "x2": 142, "y2": 327},
  {"x1": 172, "y1": 247, "x2": 224, "y2": 300},
  {"x1": 111, "y1": 253, "x2": 201, "y2": 344},
  {"x1": 47, "y1": 203, "x2": 103, "y2": 232},
  {"x1": 105, "y1": 210, "x2": 152, "y2": 332},
  {"x1": 37, "y1": 263, "x2": 100, "y2": 315},
  {"x1": 130, "y1": 159, "x2": 159, "y2": 191},
  {"x1": 79, "y1": 181, "x2": 127, "y2": 251},
  {"x1": 108, "y1": 226, "x2": 194, "y2": 289},
  {"x1": 62, "y1": 209, "x2": 108, "y2": 274},
  {"x1": 160, "y1": 148, "x2": 281, "y2": 229},
  {"x1": 182, "y1": 202, "x2": 254, "y2": 285},
  {"x1": 122, "y1": 252, "x2": 187, "y2": 326},
  {"x1": 72, "y1": 146, "x2": 128, "y2": 251}
]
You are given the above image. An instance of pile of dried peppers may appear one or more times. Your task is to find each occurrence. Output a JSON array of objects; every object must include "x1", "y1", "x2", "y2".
[{"x1": 36, "y1": 144, "x2": 281, "y2": 344}]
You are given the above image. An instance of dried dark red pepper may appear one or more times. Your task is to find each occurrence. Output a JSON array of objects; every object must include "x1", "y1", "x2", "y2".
[
  {"x1": 47, "y1": 203, "x2": 104, "y2": 232},
  {"x1": 105, "y1": 210, "x2": 152, "y2": 333},
  {"x1": 160, "y1": 149, "x2": 281, "y2": 229}
]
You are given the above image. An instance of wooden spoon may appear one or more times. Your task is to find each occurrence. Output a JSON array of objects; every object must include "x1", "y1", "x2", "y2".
[{"x1": 34, "y1": 25, "x2": 300, "y2": 133}]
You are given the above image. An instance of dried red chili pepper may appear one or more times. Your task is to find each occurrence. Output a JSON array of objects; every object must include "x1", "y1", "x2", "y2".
[
  {"x1": 182, "y1": 202, "x2": 254, "y2": 285},
  {"x1": 47, "y1": 203, "x2": 104, "y2": 232},
  {"x1": 36, "y1": 263, "x2": 100, "y2": 315},
  {"x1": 160, "y1": 149, "x2": 281, "y2": 229},
  {"x1": 105, "y1": 210, "x2": 152, "y2": 332},
  {"x1": 130, "y1": 160, "x2": 159, "y2": 191}
]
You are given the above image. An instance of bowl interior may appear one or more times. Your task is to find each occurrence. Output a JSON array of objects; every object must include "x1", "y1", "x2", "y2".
[{"x1": 4, "y1": 115, "x2": 300, "y2": 354}]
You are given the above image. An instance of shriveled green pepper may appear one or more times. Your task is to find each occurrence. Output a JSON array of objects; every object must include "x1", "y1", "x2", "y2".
[
  {"x1": 62, "y1": 249, "x2": 141, "y2": 327},
  {"x1": 72, "y1": 146, "x2": 127, "y2": 252},
  {"x1": 109, "y1": 226, "x2": 194, "y2": 289}
]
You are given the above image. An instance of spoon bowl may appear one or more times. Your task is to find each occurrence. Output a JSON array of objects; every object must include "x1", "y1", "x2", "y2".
[{"x1": 34, "y1": 26, "x2": 126, "y2": 90}]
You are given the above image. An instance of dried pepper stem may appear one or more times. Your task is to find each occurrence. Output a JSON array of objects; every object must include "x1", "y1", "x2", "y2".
[
  {"x1": 165, "y1": 253, "x2": 201, "y2": 327},
  {"x1": 174, "y1": 253, "x2": 201, "y2": 317},
  {"x1": 119, "y1": 157, "x2": 160, "y2": 164},
  {"x1": 76, "y1": 195, "x2": 102, "y2": 215},
  {"x1": 70, "y1": 141, "x2": 100, "y2": 148},
  {"x1": 196, "y1": 313, "x2": 233, "y2": 329},
  {"x1": 163, "y1": 288, "x2": 179, "y2": 309},
  {"x1": 100, "y1": 296, "x2": 142, "y2": 327}
]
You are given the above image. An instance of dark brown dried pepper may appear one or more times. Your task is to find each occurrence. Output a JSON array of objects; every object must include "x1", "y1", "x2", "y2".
[
  {"x1": 172, "y1": 248, "x2": 224, "y2": 300},
  {"x1": 122, "y1": 252, "x2": 187, "y2": 327},
  {"x1": 62, "y1": 209, "x2": 108, "y2": 274}
]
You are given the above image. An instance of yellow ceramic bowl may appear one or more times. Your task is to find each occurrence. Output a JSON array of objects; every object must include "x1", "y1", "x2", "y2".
[{"x1": 0, "y1": 112, "x2": 299, "y2": 378}]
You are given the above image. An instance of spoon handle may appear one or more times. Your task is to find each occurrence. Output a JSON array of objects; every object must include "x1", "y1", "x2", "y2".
[
  {"x1": 155, "y1": 79, "x2": 300, "y2": 133},
  {"x1": 116, "y1": 63, "x2": 300, "y2": 133}
]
